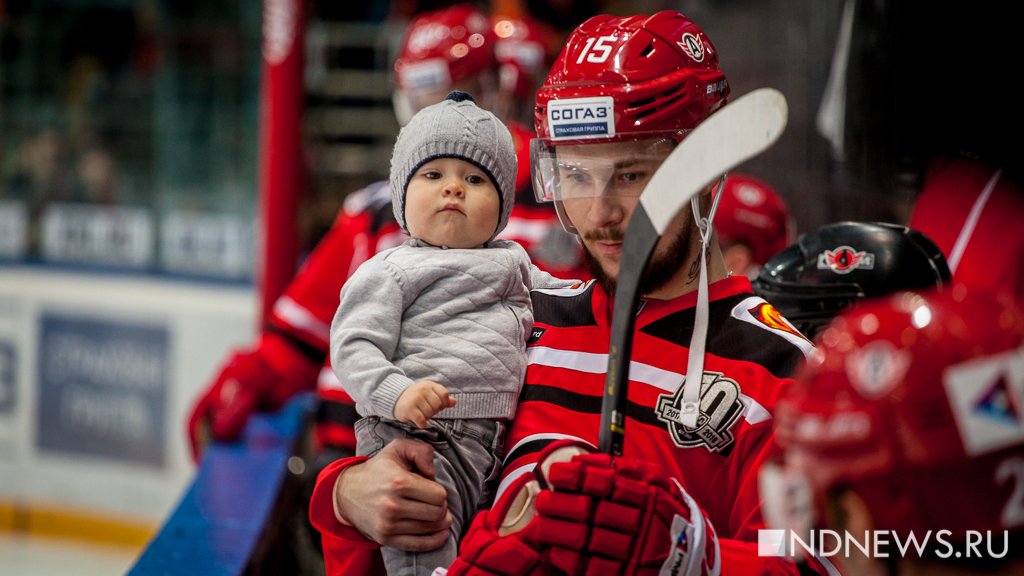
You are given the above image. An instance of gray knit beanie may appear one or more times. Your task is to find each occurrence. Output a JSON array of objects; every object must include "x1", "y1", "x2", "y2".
[{"x1": 390, "y1": 91, "x2": 517, "y2": 241}]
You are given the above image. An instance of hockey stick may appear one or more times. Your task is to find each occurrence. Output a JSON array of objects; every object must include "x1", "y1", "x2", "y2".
[{"x1": 598, "y1": 88, "x2": 789, "y2": 455}]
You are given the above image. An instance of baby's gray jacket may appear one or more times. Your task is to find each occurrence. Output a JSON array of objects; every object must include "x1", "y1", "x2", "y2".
[{"x1": 330, "y1": 238, "x2": 578, "y2": 420}]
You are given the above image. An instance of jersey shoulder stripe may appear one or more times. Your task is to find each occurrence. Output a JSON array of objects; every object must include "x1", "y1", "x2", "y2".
[
  {"x1": 641, "y1": 293, "x2": 810, "y2": 378},
  {"x1": 342, "y1": 180, "x2": 391, "y2": 215},
  {"x1": 531, "y1": 280, "x2": 597, "y2": 327}
]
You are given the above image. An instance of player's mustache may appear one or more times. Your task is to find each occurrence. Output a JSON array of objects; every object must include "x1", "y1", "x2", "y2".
[{"x1": 584, "y1": 229, "x2": 625, "y2": 243}]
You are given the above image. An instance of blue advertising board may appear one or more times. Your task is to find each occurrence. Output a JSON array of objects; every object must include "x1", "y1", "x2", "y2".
[{"x1": 36, "y1": 313, "x2": 169, "y2": 466}]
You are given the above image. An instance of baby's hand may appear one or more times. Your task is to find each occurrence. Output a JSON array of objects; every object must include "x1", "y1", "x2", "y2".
[{"x1": 394, "y1": 380, "x2": 456, "y2": 428}]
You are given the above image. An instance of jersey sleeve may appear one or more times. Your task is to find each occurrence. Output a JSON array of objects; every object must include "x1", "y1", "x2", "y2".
[
  {"x1": 308, "y1": 456, "x2": 387, "y2": 576},
  {"x1": 271, "y1": 210, "x2": 377, "y2": 353}
]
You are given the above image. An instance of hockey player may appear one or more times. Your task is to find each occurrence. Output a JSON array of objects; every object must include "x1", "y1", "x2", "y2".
[
  {"x1": 311, "y1": 11, "x2": 833, "y2": 575},
  {"x1": 186, "y1": 5, "x2": 585, "y2": 463},
  {"x1": 753, "y1": 221, "x2": 951, "y2": 339},
  {"x1": 765, "y1": 287, "x2": 1024, "y2": 574},
  {"x1": 713, "y1": 173, "x2": 792, "y2": 279}
]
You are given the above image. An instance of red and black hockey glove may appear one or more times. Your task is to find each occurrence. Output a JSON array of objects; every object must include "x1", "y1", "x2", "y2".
[
  {"x1": 444, "y1": 441, "x2": 720, "y2": 576},
  {"x1": 444, "y1": 473, "x2": 547, "y2": 576},
  {"x1": 187, "y1": 349, "x2": 273, "y2": 460},
  {"x1": 187, "y1": 338, "x2": 316, "y2": 461},
  {"x1": 531, "y1": 441, "x2": 720, "y2": 575}
]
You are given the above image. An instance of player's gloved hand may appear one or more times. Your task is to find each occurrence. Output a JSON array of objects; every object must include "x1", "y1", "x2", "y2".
[
  {"x1": 529, "y1": 441, "x2": 720, "y2": 575},
  {"x1": 187, "y1": 349, "x2": 286, "y2": 461},
  {"x1": 442, "y1": 473, "x2": 547, "y2": 576},
  {"x1": 443, "y1": 441, "x2": 720, "y2": 576}
]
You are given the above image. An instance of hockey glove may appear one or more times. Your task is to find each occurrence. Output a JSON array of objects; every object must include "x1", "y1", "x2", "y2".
[
  {"x1": 187, "y1": 342, "x2": 313, "y2": 460},
  {"x1": 444, "y1": 441, "x2": 720, "y2": 576},
  {"x1": 529, "y1": 440, "x2": 721, "y2": 576}
]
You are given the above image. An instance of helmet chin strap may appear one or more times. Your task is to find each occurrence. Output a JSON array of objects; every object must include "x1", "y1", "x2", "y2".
[{"x1": 678, "y1": 173, "x2": 728, "y2": 428}]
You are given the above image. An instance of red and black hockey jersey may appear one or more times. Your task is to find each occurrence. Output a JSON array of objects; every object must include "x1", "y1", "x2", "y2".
[{"x1": 500, "y1": 275, "x2": 820, "y2": 574}]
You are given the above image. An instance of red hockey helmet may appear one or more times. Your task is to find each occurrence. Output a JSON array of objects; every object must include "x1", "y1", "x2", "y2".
[
  {"x1": 393, "y1": 5, "x2": 497, "y2": 123},
  {"x1": 768, "y1": 287, "x2": 1024, "y2": 539},
  {"x1": 492, "y1": 15, "x2": 559, "y2": 100},
  {"x1": 713, "y1": 173, "x2": 792, "y2": 266},
  {"x1": 533, "y1": 11, "x2": 728, "y2": 145},
  {"x1": 531, "y1": 11, "x2": 729, "y2": 230}
]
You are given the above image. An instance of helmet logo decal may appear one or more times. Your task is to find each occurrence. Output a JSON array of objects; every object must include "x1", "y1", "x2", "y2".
[
  {"x1": 735, "y1": 183, "x2": 765, "y2": 206},
  {"x1": 677, "y1": 32, "x2": 706, "y2": 63},
  {"x1": 944, "y1": 349, "x2": 1024, "y2": 457},
  {"x1": 748, "y1": 302, "x2": 809, "y2": 342},
  {"x1": 817, "y1": 245, "x2": 875, "y2": 274},
  {"x1": 844, "y1": 340, "x2": 911, "y2": 399},
  {"x1": 547, "y1": 96, "x2": 615, "y2": 140},
  {"x1": 656, "y1": 372, "x2": 743, "y2": 452},
  {"x1": 974, "y1": 374, "x2": 1020, "y2": 425}
]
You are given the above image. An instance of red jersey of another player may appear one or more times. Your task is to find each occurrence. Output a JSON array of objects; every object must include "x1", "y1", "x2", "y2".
[{"x1": 909, "y1": 154, "x2": 1024, "y2": 303}]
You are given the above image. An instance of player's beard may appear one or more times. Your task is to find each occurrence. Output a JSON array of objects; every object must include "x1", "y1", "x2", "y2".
[{"x1": 583, "y1": 216, "x2": 694, "y2": 298}]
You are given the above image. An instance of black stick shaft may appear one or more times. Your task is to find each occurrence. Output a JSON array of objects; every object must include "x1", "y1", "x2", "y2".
[{"x1": 598, "y1": 207, "x2": 658, "y2": 455}]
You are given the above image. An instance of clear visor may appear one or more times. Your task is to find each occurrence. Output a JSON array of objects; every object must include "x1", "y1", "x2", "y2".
[{"x1": 530, "y1": 132, "x2": 686, "y2": 203}]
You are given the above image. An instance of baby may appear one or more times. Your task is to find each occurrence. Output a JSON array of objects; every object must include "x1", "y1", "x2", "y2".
[{"x1": 330, "y1": 91, "x2": 578, "y2": 575}]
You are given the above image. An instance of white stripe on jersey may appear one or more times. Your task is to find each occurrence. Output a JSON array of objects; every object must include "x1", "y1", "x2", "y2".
[
  {"x1": 495, "y1": 465, "x2": 534, "y2": 502},
  {"x1": 317, "y1": 366, "x2": 343, "y2": 392},
  {"x1": 496, "y1": 218, "x2": 552, "y2": 243},
  {"x1": 948, "y1": 168, "x2": 1001, "y2": 274},
  {"x1": 532, "y1": 279, "x2": 594, "y2": 297},
  {"x1": 527, "y1": 346, "x2": 771, "y2": 425},
  {"x1": 497, "y1": 433, "x2": 595, "y2": 500},
  {"x1": 377, "y1": 229, "x2": 408, "y2": 251},
  {"x1": 273, "y1": 295, "x2": 331, "y2": 344}
]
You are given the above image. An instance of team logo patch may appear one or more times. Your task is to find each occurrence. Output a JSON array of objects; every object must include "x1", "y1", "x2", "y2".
[
  {"x1": 748, "y1": 302, "x2": 808, "y2": 342},
  {"x1": 547, "y1": 96, "x2": 615, "y2": 140},
  {"x1": 944, "y1": 348, "x2": 1024, "y2": 457},
  {"x1": 845, "y1": 340, "x2": 911, "y2": 399},
  {"x1": 677, "y1": 32, "x2": 706, "y2": 62},
  {"x1": 817, "y1": 245, "x2": 875, "y2": 274},
  {"x1": 655, "y1": 372, "x2": 743, "y2": 452}
]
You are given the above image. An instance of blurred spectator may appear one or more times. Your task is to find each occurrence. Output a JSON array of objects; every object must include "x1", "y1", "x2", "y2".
[
  {"x1": 75, "y1": 147, "x2": 120, "y2": 205},
  {"x1": 3, "y1": 130, "x2": 76, "y2": 211}
]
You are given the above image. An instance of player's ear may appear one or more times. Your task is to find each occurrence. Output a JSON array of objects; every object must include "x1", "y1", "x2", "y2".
[{"x1": 722, "y1": 243, "x2": 753, "y2": 276}]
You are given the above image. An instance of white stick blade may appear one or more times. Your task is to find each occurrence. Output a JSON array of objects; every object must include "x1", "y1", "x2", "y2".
[{"x1": 641, "y1": 88, "x2": 789, "y2": 233}]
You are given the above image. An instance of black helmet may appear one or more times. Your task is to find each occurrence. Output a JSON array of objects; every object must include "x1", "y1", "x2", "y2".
[{"x1": 752, "y1": 222, "x2": 951, "y2": 339}]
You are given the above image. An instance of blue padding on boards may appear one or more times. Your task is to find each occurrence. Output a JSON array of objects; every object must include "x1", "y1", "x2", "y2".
[{"x1": 128, "y1": 394, "x2": 311, "y2": 575}]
